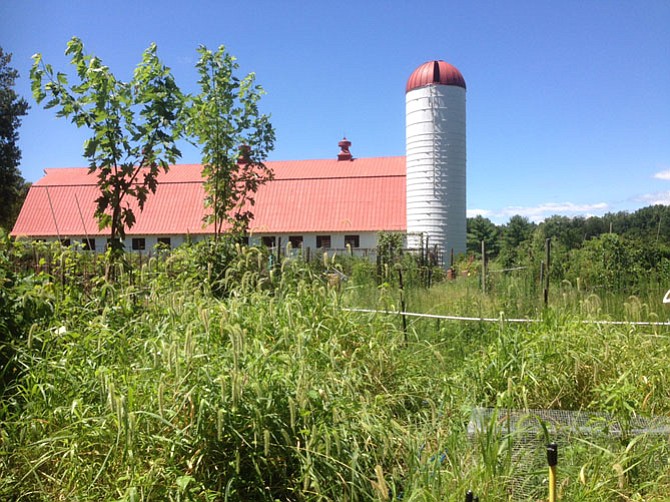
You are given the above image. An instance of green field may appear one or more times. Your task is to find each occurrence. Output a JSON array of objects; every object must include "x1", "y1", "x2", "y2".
[{"x1": 2, "y1": 239, "x2": 670, "y2": 500}]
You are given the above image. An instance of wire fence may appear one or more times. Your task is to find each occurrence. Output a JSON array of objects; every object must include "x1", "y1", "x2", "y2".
[
  {"x1": 343, "y1": 307, "x2": 670, "y2": 327},
  {"x1": 467, "y1": 407, "x2": 670, "y2": 501}
]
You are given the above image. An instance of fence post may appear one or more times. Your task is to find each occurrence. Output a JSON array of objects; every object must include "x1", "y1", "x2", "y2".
[
  {"x1": 547, "y1": 442, "x2": 558, "y2": 502},
  {"x1": 481, "y1": 240, "x2": 486, "y2": 293},
  {"x1": 397, "y1": 266, "x2": 407, "y2": 343},
  {"x1": 543, "y1": 238, "x2": 551, "y2": 307}
]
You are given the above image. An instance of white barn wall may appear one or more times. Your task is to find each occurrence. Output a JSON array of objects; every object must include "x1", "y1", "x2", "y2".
[
  {"x1": 249, "y1": 232, "x2": 379, "y2": 251},
  {"x1": 34, "y1": 234, "x2": 199, "y2": 253},
  {"x1": 38, "y1": 231, "x2": 381, "y2": 254}
]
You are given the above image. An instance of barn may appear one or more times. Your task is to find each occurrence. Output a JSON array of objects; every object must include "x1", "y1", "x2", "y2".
[
  {"x1": 11, "y1": 147, "x2": 405, "y2": 255},
  {"x1": 11, "y1": 60, "x2": 467, "y2": 264}
]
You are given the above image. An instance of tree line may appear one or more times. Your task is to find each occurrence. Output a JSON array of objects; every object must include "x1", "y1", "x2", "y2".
[
  {"x1": 467, "y1": 206, "x2": 670, "y2": 292},
  {"x1": 0, "y1": 48, "x2": 30, "y2": 231}
]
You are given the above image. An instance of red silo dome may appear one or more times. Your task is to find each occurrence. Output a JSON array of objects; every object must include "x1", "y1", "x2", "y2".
[{"x1": 406, "y1": 60, "x2": 466, "y2": 92}]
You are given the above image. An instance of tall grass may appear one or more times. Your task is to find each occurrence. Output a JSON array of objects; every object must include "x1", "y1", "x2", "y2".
[{"x1": 2, "y1": 241, "x2": 670, "y2": 499}]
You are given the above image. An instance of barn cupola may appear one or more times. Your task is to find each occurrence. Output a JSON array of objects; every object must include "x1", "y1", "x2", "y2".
[
  {"x1": 337, "y1": 137, "x2": 353, "y2": 161},
  {"x1": 238, "y1": 144, "x2": 251, "y2": 164}
]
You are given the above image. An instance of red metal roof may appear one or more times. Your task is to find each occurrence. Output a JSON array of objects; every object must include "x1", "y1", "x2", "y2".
[
  {"x1": 406, "y1": 60, "x2": 466, "y2": 92},
  {"x1": 12, "y1": 157, "x2": 406, "y2": 238}
]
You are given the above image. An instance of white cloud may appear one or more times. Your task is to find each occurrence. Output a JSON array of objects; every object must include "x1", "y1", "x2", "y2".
[
  {"x1": 653, "y1": 170, "x2": 670, "y2": 181},
  {"x1": 471, "y1": 202, "x2": 610, "y2": 224},
  {"x1": 635, "y1": 191, "x2": 670, "y2": 205},
  {"x1": 467, "y1": 208, "x2": 492, "y2": 218}
]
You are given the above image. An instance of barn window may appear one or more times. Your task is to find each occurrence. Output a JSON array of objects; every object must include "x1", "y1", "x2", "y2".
[
  {"x1": 132, "y1": 238, "x2": 146, "y2": 251},
  {"x1": 60, "y1": 238, "x2": 71, "y2": 247},
  {"x1": 262, "y1": 236, "x2": 275, "y2": 247},
  {"x1": 316, "y1": 235, "x2": 331, "y2": 248},
  {"x1": 289, "y1": 236, "x2": 303, "y2": 248},
  {"x1": 344, "y1": 235, "x2": 360, "y2": 248},
  {"x1": 82, "y1": 238, "x2": 95, "y2": 251},
  {"x1": 157, "y1": 237, "x2": 171, "y2": 249}
]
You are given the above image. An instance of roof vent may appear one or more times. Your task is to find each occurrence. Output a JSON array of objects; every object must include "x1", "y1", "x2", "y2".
[{"x1": 337, "y1": 137, "x2": 353, "y2": 161}]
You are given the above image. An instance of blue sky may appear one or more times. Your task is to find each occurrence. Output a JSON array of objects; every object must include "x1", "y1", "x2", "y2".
[{"x1": 2, "y1": 0, "x2": 669, "y2": 224}]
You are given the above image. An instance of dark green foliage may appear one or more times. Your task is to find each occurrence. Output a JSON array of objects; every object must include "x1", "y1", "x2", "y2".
[
  {"x1": 616, "y1": 205, "x2": 670, "y2": 242},
  {"x1": 540, "y1": 215, "x2": 587, "y2": 250},
  {"x1": 600, "y1": 206, "x2": 670, "y2": 240},
  {"x1": 498, "y1": 215, "x2": 535, "y2": 268},
  {"x1": 0, "y1": 48, "x2": 29, "y2": 231},
  {"x1": 467, "y1": 215, "x2": 499, "y2": 258}
]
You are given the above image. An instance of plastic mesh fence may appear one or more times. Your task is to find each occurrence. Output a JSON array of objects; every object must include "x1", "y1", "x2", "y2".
[{"x1": 467, "y1": 408, "x2": 670, "y2": 501}]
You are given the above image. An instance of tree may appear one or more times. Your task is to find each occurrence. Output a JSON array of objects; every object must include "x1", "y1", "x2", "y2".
[
  {"x1": 30, "y1": 37, "x2": 183, "y2": 258},
  {"x1": 466, "y1": 215, "x2": 500, "y2": 258},
  {"x1": 626, "y1": 205, "x2": 670, "y2": 243},
  {"x1": 583, "y1": 215, "x2": 607, "y2": 241},
  {"x1": 567, "y1": 233, "x2": 642, "y2": 292},
  {"x1": 539, "y1": 215, "x2": 585, "y2": 250},
  {"x1": 0, "y1": 48, "x2": 29, "y2": 231},
  {"x1": 186, "y1": 45, "x2": 275, "y2": 239},
  {"x1": 499, "y1": 215, "x2": 535, "y2": 267}
]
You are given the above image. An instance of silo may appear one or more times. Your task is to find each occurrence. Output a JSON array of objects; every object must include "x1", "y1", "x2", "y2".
[{"x1": 406, "y1": 60, "x2": 466, "y2": 264}]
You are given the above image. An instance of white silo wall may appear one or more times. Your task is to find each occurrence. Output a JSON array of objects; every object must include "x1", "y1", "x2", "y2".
[{"x1": 406, "y1": 84, "x2": 466, "y2": 263}]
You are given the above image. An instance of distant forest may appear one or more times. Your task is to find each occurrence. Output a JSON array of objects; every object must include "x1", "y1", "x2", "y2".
[{"x1": 466, "y1": 204, "x2": 670, "y2": 292}]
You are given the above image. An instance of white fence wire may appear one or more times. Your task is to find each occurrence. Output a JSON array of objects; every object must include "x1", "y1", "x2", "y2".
[{"x1": 343, "y1": 307, "x2": 670, "y2": 327}]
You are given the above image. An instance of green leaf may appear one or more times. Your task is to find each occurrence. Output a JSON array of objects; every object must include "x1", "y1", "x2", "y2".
[
  {"x1": 176, "y1": 475, "x2": 194, "y2": 492},
  {"x1": 83, "y1": 139, "x2": 98, "y2": 158}
]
